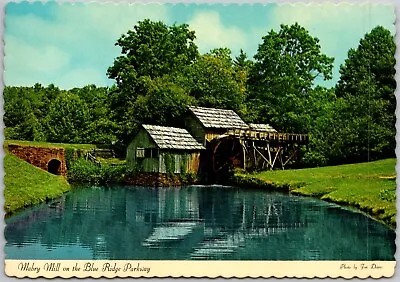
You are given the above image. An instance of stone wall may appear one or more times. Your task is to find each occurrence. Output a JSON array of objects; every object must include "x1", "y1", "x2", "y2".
[
  {"x1": 125, "y1": 173, "x2": 185, "y2": 187},
  {"x1": 8, "y1": 144, "x2": 67, "y2": 176}
]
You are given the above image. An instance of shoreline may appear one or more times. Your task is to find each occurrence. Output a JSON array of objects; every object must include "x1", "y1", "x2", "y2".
[
  {"x1": 4, "y1": 154, "x2": 71, "y2": 216},
  {"x1": 232, "y1": 169, "x2": 396, "y2": 230},
  {"x1": 6, "y1": 173, "x2": 395, "y2": 231},
  {"x1": 6, "y1": 150, "x2": 396, "y2": 232}
]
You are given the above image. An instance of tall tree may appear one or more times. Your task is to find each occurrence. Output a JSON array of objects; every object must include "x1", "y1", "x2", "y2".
[
  {"x1": 334, "y1": 26, "x2": 396, "y2": 162},
  {"x1": 247, "y1": 23, "x2": 334, "y2": 132},
  {"x1": 107, "y1": 20, "x2": 199, "y2": 144},
  {"x1": 336, "y1": 26, "x2": 395, "y2": 104},
  {"x1": 182, "y1": 48, "x2": 245, "y2": 113}
]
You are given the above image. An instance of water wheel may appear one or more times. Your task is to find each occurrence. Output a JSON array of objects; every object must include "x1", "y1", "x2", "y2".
[{"x1": 211, "y1": 137, "x2": 243, "y2": 175}]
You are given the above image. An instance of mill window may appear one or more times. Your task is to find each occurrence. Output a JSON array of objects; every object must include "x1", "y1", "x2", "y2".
[{"x1": 136, "y1": 148, "x2": 145, "y2": 158}]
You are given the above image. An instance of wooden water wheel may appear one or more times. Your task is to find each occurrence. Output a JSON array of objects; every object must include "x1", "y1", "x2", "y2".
[{"x1": 211, "y1": 137, "x2": 243, "y2": 174}]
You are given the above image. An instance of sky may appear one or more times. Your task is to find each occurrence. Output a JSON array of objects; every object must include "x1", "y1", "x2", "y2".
[{"x1": 4, "y1": 2, "x2": 395, "y2": 89}]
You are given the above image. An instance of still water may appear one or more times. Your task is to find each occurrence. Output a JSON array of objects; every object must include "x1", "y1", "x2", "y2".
[{"x1": 5, "y1": 185, "x2": 395, "y2": 260}]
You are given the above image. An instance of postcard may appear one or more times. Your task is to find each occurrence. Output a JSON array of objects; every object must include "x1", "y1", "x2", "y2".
[{"x1": 3, "y1": 1, "x2": 397, "y2": 279}]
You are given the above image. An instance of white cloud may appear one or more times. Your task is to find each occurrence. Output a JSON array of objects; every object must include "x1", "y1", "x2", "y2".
[
  {"x1": 5, "y1": 3, "x2": 170, "y2": 88},
  {"x1": 188, "y1": 11, "x2": 247, "y2": 54},
  {"x1": 5, "y1": 35, "x2": 69, "y2": 73},
  {"x1": 5, "y1": 3, "x2": 394, "y2": 89},
  {"x1": 57, "y1": 68, "x2": 108, "y2": 89},
  {"x1": 266, "y1": 3, "x2": 395, "y2": 86},
  {"x1": 4, "y1": 35, "x2": 70, "y2": 86}
]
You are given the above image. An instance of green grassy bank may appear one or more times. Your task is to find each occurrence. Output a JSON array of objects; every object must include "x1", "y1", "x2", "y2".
[
  {"x1": 4, "y1": 154, "x2": 71, "y2": 214},
  {"x1": 4, "y1": 139, "x2": 97, "y2": 150},
  {"x1": 234, "y1": 159, "x2": 396, "y2": 229}
]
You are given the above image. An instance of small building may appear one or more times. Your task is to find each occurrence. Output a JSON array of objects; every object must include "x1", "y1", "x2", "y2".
[
  {"x1": 184, "y1": 106, "x2": 249, "y2": 146},
  {"x1": 126, "y1": 124, "x2": 205, "y2": 174}
]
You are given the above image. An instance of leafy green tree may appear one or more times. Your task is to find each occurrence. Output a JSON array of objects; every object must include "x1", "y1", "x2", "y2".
[
  {"x1": 247, "y1": 23, "x2": 334, "y2": 132},
  {"x1": 45, "y1": 93, "x2": 90, "y2": 144},
  {"x1": 131, "y1": 75, "x2": 195, "y2": 127},
  {"x1": 234, "y1": 49, "x2": 253, "y2": 70},
  {"x1": 107, "y1": 19, "x2": 199, "y2": 143},
  {"x1": 233, "y1": 49, "x2": 253, "y2": 118},
  {"x1": 182, "y1": 48, "x2": 245, "y2": 113},
  {"x1": 108, "y1": 19, "x2": 198, "y2": 86},
  {"x1": 4, "y1": 84, "x2": 62, "y2": 141},
  {"x1": 334, "y1": 26, "x2": 396, "y2": 162},
  {"x1": 70, "y1": 85, "x2": 118, "y2": 144},
  {"x1": 336, "y1": 26, "x2": 395, "y2": 103}
]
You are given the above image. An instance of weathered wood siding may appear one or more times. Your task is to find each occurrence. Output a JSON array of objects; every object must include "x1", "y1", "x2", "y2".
[
  {"x1": 126, "y1": 129, "x2": 159, "y2": 172},
  {"x1": 205, "y1": 129, "x2": 228, "y2": 142},
  {"x1": 159, "y1": 151, "x2": 201, "y2": 174},
  {"x1": 187, "y1": 152, "x2": 201, "y2": 173},
  {"x1": 184, "y1": 115, "x2": 206, "y2": 145}
]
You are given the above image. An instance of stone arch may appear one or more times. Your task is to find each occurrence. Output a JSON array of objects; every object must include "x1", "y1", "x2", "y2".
[{"x1": 48, "y1": 159, "x2": 62, "y2": 175}]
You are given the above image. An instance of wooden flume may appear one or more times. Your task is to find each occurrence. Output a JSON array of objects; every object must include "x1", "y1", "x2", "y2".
[{"x1": 211, "y1": 129, "x2": 308, "y2": 172}]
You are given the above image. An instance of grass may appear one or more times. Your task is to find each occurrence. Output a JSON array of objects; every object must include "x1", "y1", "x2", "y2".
[
  {"x1": 4, "y1": 154, "x2": 71, "y2": 214},
  {"x1": 234, "y1": 158, "x2": 396, "y2": 229},
  {"x1": 4, "y1": 139, "x2": 97, "y2": 151}
]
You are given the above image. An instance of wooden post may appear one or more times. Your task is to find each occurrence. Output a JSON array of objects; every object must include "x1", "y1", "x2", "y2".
[
  {"x1": 253, "y1": 146, "x2": 271, "y2": 167},
  {"x1": 252, "y1": 141, "x2": 257, "y2": 169},
  {"x1": 271, "y1": 147, "x2": 281, "y2": 169},
  {"x1": 267, "y1": 143, "x2": 272, "y2": 170},
  {"x1": 240, "y1": 140, "x2": 246, "y2": 170}
]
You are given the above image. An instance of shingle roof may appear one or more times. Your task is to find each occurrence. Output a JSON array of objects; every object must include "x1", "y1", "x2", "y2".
[
  {"x1": 188, "y1": 106, "x2": 249, "y2": 129},
  {"x1": 249, "y1": 123, "x2": 277, "y2": 132},
  {"x1": 142, "y1": 124, "x2": 205, "y2": 150}
]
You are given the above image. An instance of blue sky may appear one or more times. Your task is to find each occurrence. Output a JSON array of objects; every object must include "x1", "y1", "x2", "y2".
[{"x1": 4, "y1": 2, "x2": 395, "y2": 89}]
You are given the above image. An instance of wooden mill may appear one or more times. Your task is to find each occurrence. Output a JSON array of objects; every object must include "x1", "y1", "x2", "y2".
[
  {"x1": 126, "y1": 106, "x2": 308, "y2": 183},
  {"x1": 184, "y1": 106, "x2": 308, "y2": 177}
]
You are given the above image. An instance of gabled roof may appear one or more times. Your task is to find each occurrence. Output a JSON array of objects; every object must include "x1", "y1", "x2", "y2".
[
  {"x1": 142, "y1": 124, "x2": 205, "y2": 150},
  {"x1": 188, "y1": 106, "x2": 249, "y2": 129},
  {"x1": 249, "y1": 123, "x2": 277, "y2": 132}
]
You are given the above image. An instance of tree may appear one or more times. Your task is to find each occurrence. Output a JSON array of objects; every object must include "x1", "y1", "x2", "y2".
[
  {"x1": 247, "y1": 23, "x2": 334, "y2": 132},
  {"x1": 70, "y1": 85, "x2": 118, "y2": 144},
  {"x1": 131, "y1": 75, "x2": 195, "y2": 128},
  {"x1": 336, "y1": 26, "x2": 395, "y2": 103},
  {"x1": 108, "y1": 19, "x2": 198, "y2": 87},
  {"x1": 3, "y1": 84, "x2": 62, "y2": 141},
  {"x1": 107, "y1": 20, "x2": 199, "y2": 143},
  {"x1": 182, "y1": 48, "x2": 245, "y2": 113},
  {"x1": 334, "y1": 26, "x2": 396, "y2": 162},
  {"x1": 45, "y1": 93, "x2": 90, "y2": 144}
]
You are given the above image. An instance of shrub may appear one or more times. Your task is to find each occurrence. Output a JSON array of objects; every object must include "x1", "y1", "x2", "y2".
[
  {"x1": 65, "y1": 148, "x2": 76, "y2": 170},
  {"x1": 102, "y1": 165, "x2": 126, "y2": 183},
  {"x1": 68, "y1": 158, "x2": 126, "y2": 184}
]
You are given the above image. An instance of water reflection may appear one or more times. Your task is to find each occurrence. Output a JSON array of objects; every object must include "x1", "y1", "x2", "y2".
[{"x1": 5, "y1": 185, "x2": 395, "y2": 260}]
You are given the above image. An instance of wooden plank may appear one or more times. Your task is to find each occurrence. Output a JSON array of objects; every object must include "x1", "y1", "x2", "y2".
[
  {"x1": 254, "y1": 146, "x2": 272, "y2": 167},
  {"x1": 271, "y1": 147, "x2": 281, "y2": 169}
]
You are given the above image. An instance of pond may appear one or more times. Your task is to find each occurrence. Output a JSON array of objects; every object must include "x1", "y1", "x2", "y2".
[{"x1": 5, "y1": 185, "x2": 395, "y2": 260}]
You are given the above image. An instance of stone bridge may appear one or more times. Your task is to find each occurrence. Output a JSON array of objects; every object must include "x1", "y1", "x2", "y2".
[{"x1": 8, "y1": 144, "x2": 67, "y2": 176}]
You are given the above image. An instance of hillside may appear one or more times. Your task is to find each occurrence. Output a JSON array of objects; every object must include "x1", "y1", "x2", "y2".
[{"x1": 4, "y1": 154, "x2": 71, "y2": 214}]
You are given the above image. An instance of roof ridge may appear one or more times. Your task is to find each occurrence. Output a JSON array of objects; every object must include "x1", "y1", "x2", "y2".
[
  {"x1": 188, "y1": 105, "x2": 235, "y2": 112},
  {"x1": 141, "y1": 124, "x2": 205, "y2": 150},
  {"x1": 142, "y1": 124, "x2": 187, "y2": 131},
  {"x1": 187, "y1": 106, "x2": 249, "y2": 129}
]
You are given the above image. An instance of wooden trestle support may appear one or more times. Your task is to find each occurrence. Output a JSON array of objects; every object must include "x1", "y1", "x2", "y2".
[{"x1": 211, "y1": 129, "x2": 308, "y2": 173}]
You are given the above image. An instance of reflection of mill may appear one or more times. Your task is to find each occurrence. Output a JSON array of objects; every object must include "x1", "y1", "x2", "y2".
[
  {"x1": 134, "y1": 188, "x2": 306, "y2": 259},
  {"x1": 189, "y1": 196, "x2": 297, "y2": 259},
  {"x1": 26, "y1": 186, "x2": 306, "y2": 260}
]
